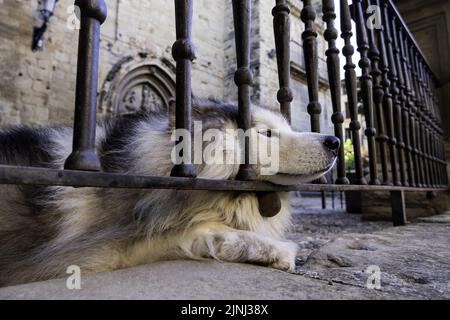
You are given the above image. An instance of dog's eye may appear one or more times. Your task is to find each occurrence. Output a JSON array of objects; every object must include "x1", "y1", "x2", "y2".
[{"x1": 259, "y1": 129, "x2": 272, "y2": 138}]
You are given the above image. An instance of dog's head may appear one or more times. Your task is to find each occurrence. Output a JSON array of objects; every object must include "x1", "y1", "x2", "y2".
[
  {"x1": 171, "y1": 101, "x2": 338, "y2": 185},
  {"x1": 247, "y1": 106, "x2": 339, "y2": 185}
]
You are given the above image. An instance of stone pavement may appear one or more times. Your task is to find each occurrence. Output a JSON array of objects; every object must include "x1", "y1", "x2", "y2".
[{"x1": 0, "y1": 200, "x2": 449, "y2": 300}]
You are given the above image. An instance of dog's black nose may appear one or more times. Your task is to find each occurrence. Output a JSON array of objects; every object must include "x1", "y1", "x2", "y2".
[{"x1": 323, "y1": 136, "x2": 340, "y2": 152}]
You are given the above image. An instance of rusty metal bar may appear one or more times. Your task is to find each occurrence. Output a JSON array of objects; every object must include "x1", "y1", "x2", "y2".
[
  {"x1": 170, "y1": 0, "x2": 196, "y2": 178},
  {"x1": 64, "y1": 0, "x2": 106, "y2": 172},
  {"x1": 354, "y1": 0, "x2": 379, "y2": 185},
  {"x1": 340, "y1": 0, "x2": 366, "y2": 185},
  {"x1": 272, "y1": 0, "x2": 293, "y2": 122},
  {"x1": 323, "y1": 0, "x2": 348, "y2": 185},
  {"x1": 0, "y1": 165, "x2": 447, "y2": 193}
]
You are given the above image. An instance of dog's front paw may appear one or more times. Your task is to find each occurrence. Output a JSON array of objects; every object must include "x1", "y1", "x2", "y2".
[{"x1": 270, "y1": 241, "x2": 297, "y2": 273}]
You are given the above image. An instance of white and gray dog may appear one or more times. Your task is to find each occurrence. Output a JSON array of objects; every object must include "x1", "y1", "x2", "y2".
[{"x1": 0, "y1": 99, "x2": 338, "y2": 286}]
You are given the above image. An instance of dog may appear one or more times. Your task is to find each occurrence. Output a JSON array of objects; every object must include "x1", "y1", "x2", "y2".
[{"x1": 0, "y1": 99, "x2": 338, "y2": 287}]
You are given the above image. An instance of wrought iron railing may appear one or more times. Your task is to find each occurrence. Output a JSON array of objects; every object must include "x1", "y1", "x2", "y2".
[{"x1": 0, "y1": 0, "x2": 448, "y2": 226}]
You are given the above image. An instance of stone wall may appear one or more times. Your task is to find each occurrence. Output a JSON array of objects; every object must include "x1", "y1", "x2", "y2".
[
  {"x1": 0, "y1": 0, "x2": 333, "y2": 134},
  {"x1": 396, "y1": 0, "x2": 450, "y2": 143}
]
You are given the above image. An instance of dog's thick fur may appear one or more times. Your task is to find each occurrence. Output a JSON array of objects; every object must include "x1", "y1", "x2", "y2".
[{"x1": 0, "y1": 100, "x2": 336, "y2": 287}]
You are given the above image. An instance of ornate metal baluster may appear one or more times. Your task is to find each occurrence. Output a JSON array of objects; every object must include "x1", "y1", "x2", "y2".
[
  {"x1": 378, "y1": 0, "x2": 398, "y2": 186},
  {"x1": 425, "y1": 70, "x2": 439, "y2": 187},
  {"x1": 354, "y1": 0, "x2": 379, "y2": 185},
  {"x1": 392, "y1": 18, "x2": 411, "y2": 186},
  {"x1": 422, "y1": 66, "x2": 434, "y2": 187},
  {"x1": 233, "y1": 0, "x2": 281, "y2": 217},
  {"x1": 431, "y1": 77, "x2": 447, "y2": 186},
  {"x1": 398, "y1": 27, "x2": 415, "y2": 186},
  {"x1": 340, "y1": 0, "x2": 366, "y2": 185},
  {"x1": 170, "y1": 0, "x2": 196, "y2": 178},
  {"x1": 430, "y1": 78, "x2": 445, "y2": 186},
  {"x1": 65, "y1": 0, "x2": 107, "y2": 171},
  {"x1": 301, "y1": 0, "x2": 321, "y2": 133},
  {"x1": 406, "y1": 41, "x2": 420, "y2": 187},
  {"x1": 413, "y1": 52, "x2": 426, "y2": 187},
  {"x1": 430, "y1": 73, "x2": 442, "y2": 186},
  {"x1": 365, "y1": 0, "x2": 389, "y2": 185},
  {"x1": 323, "y1": 0, "x2": 348, "y2": 185},
  {"x1": 432, "y1": 73, "x2": 444, "y2": 186},
  {"x1": 417, "y1": 59, "x2": 432, "y2": 187},
  {"x1": 232, "y1": 0, "x2": 255, "y2": 182},
  {"x1": 301, "y1": 0, "x2": 327, "y2": 185},
  {"x1": 272, "y1": 0, "x2": 293, "y2": 122},
  {"x1": 383, "y1": 6, "x2": 405, "y2": 185}
]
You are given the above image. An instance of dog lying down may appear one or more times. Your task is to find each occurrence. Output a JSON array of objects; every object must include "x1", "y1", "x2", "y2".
[{"x1": 0, "y1": 99, "x2": 338, "y2": 286}]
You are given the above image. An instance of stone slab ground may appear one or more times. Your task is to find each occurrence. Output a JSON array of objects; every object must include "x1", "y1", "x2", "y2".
[{"x1": 0, "y1": 206, "x2": 449, "y2": 300}]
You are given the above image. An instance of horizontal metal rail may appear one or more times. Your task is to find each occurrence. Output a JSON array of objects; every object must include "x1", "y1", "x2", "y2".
[{"x1": 0, "y1": 165, "x2": 447, "y2": 193}]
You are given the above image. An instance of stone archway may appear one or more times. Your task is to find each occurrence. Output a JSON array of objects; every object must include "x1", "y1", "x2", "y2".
[{"x1": 99, "y1": 56, "x2": 176, "y2": 116}]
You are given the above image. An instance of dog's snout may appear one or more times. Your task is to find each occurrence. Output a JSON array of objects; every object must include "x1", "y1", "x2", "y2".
[{"x1": 323, "y1": 136, "x2": 340, "y2": 153}]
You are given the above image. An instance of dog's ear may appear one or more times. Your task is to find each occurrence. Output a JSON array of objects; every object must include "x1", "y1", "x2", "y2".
[{"x1": 168, "y1": 97, "x2": 176, "y2": 128}]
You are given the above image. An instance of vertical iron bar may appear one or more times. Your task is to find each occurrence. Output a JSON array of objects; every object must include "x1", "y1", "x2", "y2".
[
  {"x1": 65, "y1": 0, "x2": 107, "y2": 171},
  {"x1": 365, "y1": 0, "x2": 389, "y2": 185},
  {"x1": 323, "y1": 0, "x2": 349, "y2": 185},
  {"x1": 391, "y1": 17, "x2": 409, "y2": 186},
  {"x1": 420, "y1": 63, "x2": 433, "y2": 187},
  {"x1": 340, "y1": 0, "x2": 366, "y2": 185},
  {"x1": 432, "y1": 81, "x2": 444, "y2": 187},
  {"x1": 302, "y1": 0, "x2": 327, "y2": 184},
  {"x1": 427, "y1": 69, "x2": 440, "y2": 188},
  {"x1": 354, "y1": 0, "x2": 379, "y2": 185},
  {"x1": 232, "y1": 0, "x2": 256, "y2": 182},
  {"x1": 398, "y1": 27, "x2": 415, "y2": 187},
  {"x1": 301, "y1": 0, "x2": 321, "y2": 133},
  {"x1": 385, "y1": 7, "x2": 407, "y2": 186},
  {"x1": 431, "y1": 76, "x2": 447, "y2": 186},
  {"x1": 170, "y1": 0, "x2": 197, "y2": 178},
  {"x1": 272, "y1": 0, "x2": 293, "y2": 122},
  {"x1": 406, "y1": 41, "x2": 420, "y2": 187},
  {"x1": 378, "y1": 0, "x2": 398, "y2": 186},
  {"x1": 412, "y1": 51, "x2": 426, "y2": 187},
  {"x1": 417, "y1": 59, "x2": 432, "y2": 187},
  {"x1": 233, "y1": 0, "x2": 282, "y2": 217},
  {"x1": 425, "y1": 70, "x2": 439, "y2": 187}
]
